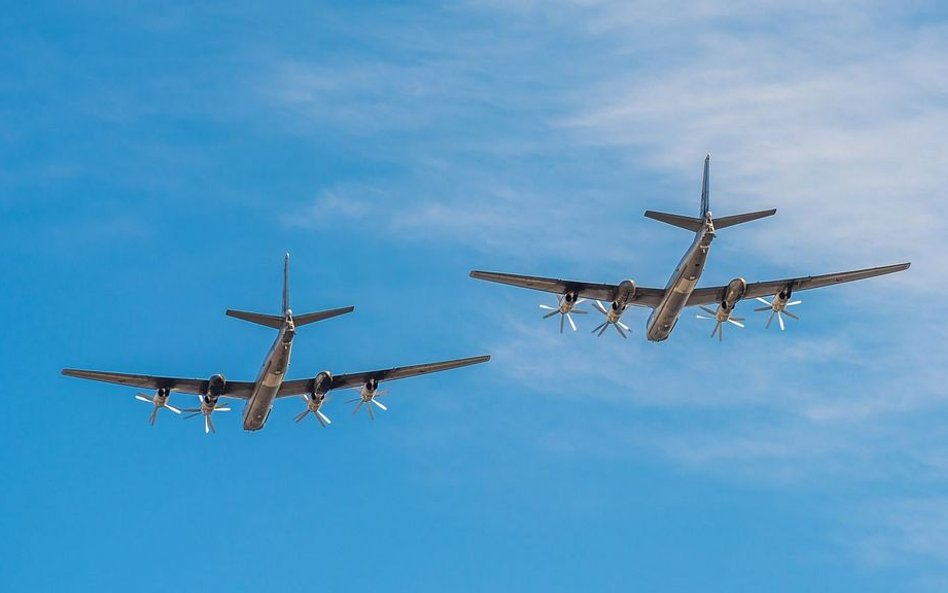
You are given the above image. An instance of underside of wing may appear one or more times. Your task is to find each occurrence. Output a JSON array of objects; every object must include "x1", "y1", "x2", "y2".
[
  {"x1": 470, "y1": 270, "x2": 663, "y2": 307},
  {"x1": 686, "y1": 262, "x2": 911, "y2": 307},
  {"x1": 61, "y1": 369, "x2": 254, "y2": 399},
  {"x1": 275, "y1": 355, "x2": 491, "y2": 397}
]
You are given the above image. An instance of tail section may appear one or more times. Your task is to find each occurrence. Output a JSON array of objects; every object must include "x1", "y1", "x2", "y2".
[
  {"x1": 226, "y1": 253, "x2": 354, "y2": 329},
  {"x1": 644, "y1": 154, "x2": 776, "y2": 231}
]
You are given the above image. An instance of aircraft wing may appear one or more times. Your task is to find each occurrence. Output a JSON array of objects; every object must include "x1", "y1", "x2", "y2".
[
  {"x1": 61, "y1": 369, "x2": 255, "y2": 399},
  {"x1": 686, "y1": 262, "x2": 911, "y2": 307},
  {"x1": 469, "y1": 271, "x2": 664, "y2": 308},
  {"x1": 276, "y1": 355, "x2": 491, "y2": 397}
]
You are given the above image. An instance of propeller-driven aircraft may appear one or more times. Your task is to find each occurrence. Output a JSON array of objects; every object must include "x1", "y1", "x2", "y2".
[
  {"x1": 471, "y1": 155, "x2": 910, "y2": 342},
  {"x1": 63, "y1": 254, "x2": 490, "y2": 433}
]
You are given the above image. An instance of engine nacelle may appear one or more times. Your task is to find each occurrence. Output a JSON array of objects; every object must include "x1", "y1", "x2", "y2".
[
  {"x1": 203, "y1": 374, "x2": 226, "y2": 404},
  {"x1": 614, "y1": 280, "x2": 636, "y2": 309},
  {"x1": 722, "y1": 278, "x2": 747, "y2": 311},
  {"x1": 313, "y1": 371, "x2": 333, "y2": 396},
  {"x1": 361, "y1": 378, "x2": 380, "y2": 398}
]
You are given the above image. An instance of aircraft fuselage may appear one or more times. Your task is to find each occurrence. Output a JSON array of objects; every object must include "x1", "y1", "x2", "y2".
[
  {"x1": 646, "y1": 216, "x2": 715, "y2": 341},
  {"x1": 242, "y1": 318, "x2": 295, "y2": 431}
]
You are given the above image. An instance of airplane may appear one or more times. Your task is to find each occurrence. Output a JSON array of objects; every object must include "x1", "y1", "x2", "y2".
[
  {"x1": 470, "y1": 155, "x2": 910, "y2": 342},
  {"x1": 62, "y1": 254, "x2": 490, "y2": 433}
]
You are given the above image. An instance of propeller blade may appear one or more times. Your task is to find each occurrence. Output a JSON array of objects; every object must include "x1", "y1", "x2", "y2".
[
  {"x1": 755, "y1": 297, "x2": 771, "y2": 306},
  {"x1": 539, "y1": 304, "x2": 557, "y2": 310},
  {"x1": 367, "y1": 402, "x2": 375, "y2": 420},
  {"x1": 215, "y1": 406, "x2": 231, "y2": 412},
  {"x1": 542, "y1": 310, "x2": 559, "y2": 320},
  {"x1": 592, "y1": 322, "x2": 607, "y2": 335},
  {"x1": 165, "y1": 404, "x2": 182, "y2": 414},
  {"x1": 699, "y1": 305, "x2": 717, "y2": 316},
  {"x1": 353, "y1": 401, "x2": 363, "y2": 415},
  {"x1": 783, "y1": 310, "x2": 799, "y2": 321},
  {"x1": 566, "y1": 312, "x2": 577, "y2": 332},
  {"x1": 575, "y1": 298, "x2": 586, "y2": 305},
  {"x1": 593, "y1": 300, "x2": 609, "y2": 315},
  {"x1": 148, "y1": 407, "x2": 158, "y2": 426},
  {"x1": 571, "y1": 309, "x2": 588, "y2": 315},
  {"x1": 753, "y1": 306, "x2": 772, "y2": 312},
  {"x1": 316, "y1": 410, "x2": 332, "y2": 426},
  {"x1": 135, "y1": 394, "x2": 153, "y2": 403},
  {"x1": 696, "y1": 314, "x2": 715, "y2": 320},
  {"x1": 617, "y1": 321, "x2": 630, "y2": 331},
  {"x1": 559, "y1": 314, "x2": 565, "y2": 334},
  {"x1": 204, "y1": 415, "x2": 212, "y2": 434},
  {"x1": 183, "y1": 411, "x2": 202, "y2": 419},
  {"x1": 615, "y1": 324, "x2": 627, "y2": 339},
  {"x1": 371, "y1": 399, "x2": 388, "y2": 411},
  {"x1": 294, "y1": 409, "x2": 310, "y2": 423},
  {"x1": 346, "y1": 398, "x2": 361, "y2": 404},
  {"x1": 727, "y1": 318, "x2": 745, "y2": 328},
  {"x1": 766, "y1": 311, "x2": 775, "y2": 329},
  {"x1": 597, "y1": 324, "x2": 609, "y2": 336},
  {"x1": 778, "y1": 311, "x2": 785, "y2": 331},
  {"x1": 787, "y1": 300, "x2": 802, "y2": 306}
]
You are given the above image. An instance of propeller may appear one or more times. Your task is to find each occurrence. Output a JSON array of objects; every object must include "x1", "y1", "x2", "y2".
[
  {"x1": 134, "y1": 391, "x2": 181, "y2": 426},
  {"x1": 696, "y1": 305, "x2": 744, "y2": 342},
  {"x1": 754, "y1": 297, "x2": 802, "y2": 330},
  {"x1": 182, "y1": 401, "x2": 231, "y2": 434},
  {"x1": 347, "y1": 389, "x2": 388, "y2": 420},
  {"x1": 590, "y1": 300, "x2": 631, "y2": 339},
  {"x1": 294, "y1": 394, "x2": 332, "y2": 428},
  {"x1": 539, "y1": 294, "x2": 588, "y2": 333}
]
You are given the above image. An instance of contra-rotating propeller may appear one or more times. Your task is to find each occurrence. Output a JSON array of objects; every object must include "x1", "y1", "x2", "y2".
[
  {"x1": 696, "y1": 305, "x2": 744, "y2": 342},
  {"x1": 539, "y1": 292, "x2": 587, "y2": 333},
  {"x1": 135, "y1": 389, "x2": 181, "y2": 426},
  {"x1": 347, "y1": 380, "x2": 388, "y2": 420},
  {"x1": 181, "y1": 396, "x2": 231, "y2": 434},
  {"x1": 590, "y1": 300, "x2": 631, "y2": 338},
  {"x1": 294, "y1": 394, "x2": 332, "y2": 428},
  {"x1": 754, "y1": 296, "x2": 802, "y2": 330}
]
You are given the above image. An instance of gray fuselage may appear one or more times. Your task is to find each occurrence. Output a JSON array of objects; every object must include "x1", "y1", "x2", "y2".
[
  {"x1": 242, "y1": 318, "x2": 295, "y2": 430},
  {"x1": 646, "y1": 216, "x2": 716, "y2": 341}
]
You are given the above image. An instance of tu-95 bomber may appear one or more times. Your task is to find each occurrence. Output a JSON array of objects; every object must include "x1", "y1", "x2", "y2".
[
  {"x1": 471, "y1": 155, "x2": 910, "y2": 342},
  {"x1": 63, "y1": 254, "x2": 490, "y2": 433}
]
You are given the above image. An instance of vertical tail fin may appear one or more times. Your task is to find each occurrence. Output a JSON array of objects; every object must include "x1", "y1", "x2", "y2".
[
  {"x1": 283, "y1": 252, "x2": 290, "y2": 315},
  {"x1": 700, "y1": 154, "x2": 710, "y2": 217}
]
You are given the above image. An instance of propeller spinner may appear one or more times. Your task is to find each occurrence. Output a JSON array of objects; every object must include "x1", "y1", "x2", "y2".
[
  {"x1": 135, "y1": 388, "x2": 181, "y2": 425},
  {"x1": 347, "y1": 379, "x2": 388, "y2": 420},
  {"x1": 754, "y1": 293, "x2": 802, "y2": 330},
  {"x1": 590, "y1": 300, "x2": 631, "y2": 338},
  {"x1": 696, "y1": 305, "x2": 744, "y2": 342},
  {"x1": 294, "y1": 393, "x2": 332, "y2": 427},
  {"x1": 182, "y1": 395, "x2": 231, "y2": 434},
  {"x1": 539, "y1": 292, "x2": 587, "y2": 333}
]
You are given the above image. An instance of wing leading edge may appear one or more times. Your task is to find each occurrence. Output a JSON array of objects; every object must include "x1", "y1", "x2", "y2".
[
  {"x1": 469, "y1": 271, "x2": 664, "y2": 308},
  {"x1": 61, "y1": 369, "x2": 255, "y2": 399},
  {"x1": 276, "y1": 355, "x2": 491, "y2": 398},
  {"x1": 686, "y1": 262, "x2": 911, "y2": 307}
]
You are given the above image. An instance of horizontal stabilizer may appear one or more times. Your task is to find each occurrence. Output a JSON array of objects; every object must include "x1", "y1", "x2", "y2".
[
  {"x1": 293, "y1": 306, "x2": 355, "y2": 326},
  {"x1": 713, "y1": 208, "x2": 777, "y2": 229},
  {"x1": 226, "y1": 310, "x2": 284, "y2": 328},
  {"x1": 226, "y1": 306, "x2": 354, "y2": 328},
  {"x1": 643, "y1": 210, "x2": 704, "y2": 231}
]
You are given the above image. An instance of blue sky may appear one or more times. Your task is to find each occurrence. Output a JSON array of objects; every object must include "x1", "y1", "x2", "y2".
[{"x1": 2, "y1": 1, "x2": 947, "y2": 591}]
